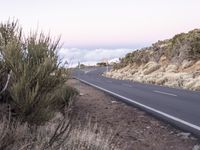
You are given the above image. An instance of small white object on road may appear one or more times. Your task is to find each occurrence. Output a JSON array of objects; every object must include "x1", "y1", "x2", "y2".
[
  {"x1": 177, "y1": 132, "x2": 191, "y2": 139},
  {"x1": 79, "y1": 93, "x2": 84, "y2": 96},
  {"x1": 193, "y1": 145, "x2": 200, "y2": 150},
  {"x1": 111, "y1": 100, "x2": 118, "y2": 104}
]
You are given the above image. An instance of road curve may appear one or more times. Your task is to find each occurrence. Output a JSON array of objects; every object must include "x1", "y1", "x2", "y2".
[{"x1": 73, "y1": 67, "x2": 200, "y2": 138}]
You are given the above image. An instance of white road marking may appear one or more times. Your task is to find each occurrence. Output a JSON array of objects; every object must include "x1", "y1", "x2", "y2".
[
  {"x1": 83, "y1": 69, "x2": 97, "y2": 74},
  {"x1": 75, "y1": 77, "x2": 200, "y2": 132},
  {"x1": 122, "y1": 83, "x2": 132, "y2": 87},
  {"x1": 153, "y1": 90, "x2": 177, "y2": 97},
  {"x1": 106, "y1": 80, "x2": 112, "y2": 83},
  {"x1": 84, "y1": 71, "x2": 90, "y2": 74}
]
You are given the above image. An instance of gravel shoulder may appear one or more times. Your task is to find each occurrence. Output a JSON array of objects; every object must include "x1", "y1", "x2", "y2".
[{"x1": 69, "y1": 79, "x2": 200, "y2": 150}]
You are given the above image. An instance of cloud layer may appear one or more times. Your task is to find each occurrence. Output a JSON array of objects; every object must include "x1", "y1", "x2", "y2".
[{"x1": 58, "y1": 48, "x2": 133, "y2": 67}]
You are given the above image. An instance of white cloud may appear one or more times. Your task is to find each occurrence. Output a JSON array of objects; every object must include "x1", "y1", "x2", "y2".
[{"x1": 58, "y1": 48, "x2": 133, "y2": 67}]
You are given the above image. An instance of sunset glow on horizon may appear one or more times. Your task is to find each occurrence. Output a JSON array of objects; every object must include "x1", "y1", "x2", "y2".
[{"x1": 0, "y1": 0, "x2": 200, "y2": 65}]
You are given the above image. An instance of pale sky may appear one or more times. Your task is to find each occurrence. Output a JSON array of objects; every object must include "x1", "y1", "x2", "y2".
[{"x1": 0, "y1": 0, "x2": 200, "y2": 65}]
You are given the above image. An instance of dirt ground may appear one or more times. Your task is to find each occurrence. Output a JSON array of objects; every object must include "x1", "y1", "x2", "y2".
[{"x1": 69, "y1": 79, "x2": 200, "y2": 150}]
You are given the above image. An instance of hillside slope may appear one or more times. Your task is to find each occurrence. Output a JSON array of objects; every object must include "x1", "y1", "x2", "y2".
[{"x1": 105, "y1": 29, "x2": 200, "y2": 91}]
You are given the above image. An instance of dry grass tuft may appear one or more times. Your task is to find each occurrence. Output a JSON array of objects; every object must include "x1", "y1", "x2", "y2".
[{"x1": 0, "y1": 110, "x2": 117, "y2": 150}]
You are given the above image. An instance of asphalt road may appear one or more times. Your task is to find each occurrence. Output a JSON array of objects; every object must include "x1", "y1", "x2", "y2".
[{"x1": 73, "y1": 67, "x2": 200, "y2": 137}]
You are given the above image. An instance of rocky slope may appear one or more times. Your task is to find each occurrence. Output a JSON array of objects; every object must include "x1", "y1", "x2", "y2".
[{"x1": 105, "y1": 29, "x2": 200, "y2": 91}]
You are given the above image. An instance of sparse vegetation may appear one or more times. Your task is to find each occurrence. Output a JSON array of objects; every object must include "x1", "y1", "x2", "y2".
[
  {"x1": 114, "y1": 29, "x2": 200, "y2": 70},
  {"x1": 107, "y1": 29, "x2": 200, "y2": 91}
]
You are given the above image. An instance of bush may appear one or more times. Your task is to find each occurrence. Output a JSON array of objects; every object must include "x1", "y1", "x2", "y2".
[
  {"x1": 96, "y1": 62, "x2": 107, "y2": 67},
  {"x1": 190, "y1": 36, "x2": 200, "y2": 59},
  {"x1": 0, "y1": 20, "x2": 75, "y2": 124},
  {"x1": 53, "y1": 85, "x2": 78, "y2": 111}
]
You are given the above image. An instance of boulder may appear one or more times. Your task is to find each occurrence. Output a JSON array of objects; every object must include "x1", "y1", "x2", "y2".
[
  {"x1": 165, "y1": 64, "x2": 178, "y2": 73},
  {"x1": 182, "y1": 60, "x2": 194, "y2": 69},
  {"x1": 156, "y1": 76, "x2": 168, "y2": 85},
  {"x1": 143, "y1": 62, "x2": 160, "y2": 75}
]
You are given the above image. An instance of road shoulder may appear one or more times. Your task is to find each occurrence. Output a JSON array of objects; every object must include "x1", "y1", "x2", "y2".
[{"x1": 69, "y1": 79, "x2": 200, "y2": 150}]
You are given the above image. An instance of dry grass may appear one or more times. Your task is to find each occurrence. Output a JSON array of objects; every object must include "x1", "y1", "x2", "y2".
[
  {"x1": 0, "y1": 110, "x2": 117, "y2": 150},
  {"x1": 64, "y1": 122, "x2": 116, "y2": 150}
]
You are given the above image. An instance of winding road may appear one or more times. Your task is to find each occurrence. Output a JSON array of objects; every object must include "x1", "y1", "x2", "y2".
[{"x1": 73, "y1": 67, "x2": 200, "y2": 137}]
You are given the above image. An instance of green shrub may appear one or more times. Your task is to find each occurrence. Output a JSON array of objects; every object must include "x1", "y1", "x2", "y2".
[
  {"x1": 190, "y1": 36, "x2": 200, "y2": 59},
  {"x1": 0, "y1": 20, "x2": 75, "y2": 124},
  {"x1": 53, "y1": 85, "x2": 78, "y2": 111}
]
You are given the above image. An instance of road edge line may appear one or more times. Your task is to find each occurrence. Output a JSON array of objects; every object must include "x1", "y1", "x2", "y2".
[{"x1": 75, "y1": 77, "x2": 200, "y2": 134}]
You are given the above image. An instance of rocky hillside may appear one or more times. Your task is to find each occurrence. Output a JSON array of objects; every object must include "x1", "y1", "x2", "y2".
[{"x1": 105, "y1": 29, "x2": 200, "y2": 91}]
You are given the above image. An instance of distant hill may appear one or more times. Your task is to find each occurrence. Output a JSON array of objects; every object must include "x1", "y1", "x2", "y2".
[{"x1": 105, "y1": 29, "x2": 200, "y2": 91}]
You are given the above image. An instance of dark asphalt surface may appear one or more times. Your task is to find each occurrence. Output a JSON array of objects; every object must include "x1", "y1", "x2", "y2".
[{"x1": 73, "y1": 67, "x2": 200, "y2": 137}]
